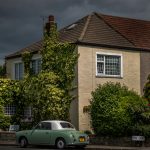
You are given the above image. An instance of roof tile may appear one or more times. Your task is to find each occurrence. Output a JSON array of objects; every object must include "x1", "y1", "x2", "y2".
[{"x1": 6, "y1": 12, "x2": 150, "y2": 59}]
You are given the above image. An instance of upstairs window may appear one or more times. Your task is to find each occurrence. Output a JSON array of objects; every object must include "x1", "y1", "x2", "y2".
[
  {"x1": 31, "y1": 58, "x2": 41, "y2": 74},
  {"x1": 15, "y1": 62, "x2": 23, "y2": 80},
  {"x1": 96, "y1": 53, "x2": 122, "y2": 77}
]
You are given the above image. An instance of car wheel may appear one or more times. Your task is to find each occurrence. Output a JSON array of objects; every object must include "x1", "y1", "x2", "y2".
[
  {"x1": 56, "y1": 138, "x2": 66, "y2": 149},
  {"x1": 20, "y1": 137, "x2": 28, "y2": 148}
]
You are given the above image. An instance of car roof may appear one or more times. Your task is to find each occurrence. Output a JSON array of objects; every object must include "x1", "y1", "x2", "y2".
[{"x1": 41, "y1": 120, "x2": 70, "y2": 123}]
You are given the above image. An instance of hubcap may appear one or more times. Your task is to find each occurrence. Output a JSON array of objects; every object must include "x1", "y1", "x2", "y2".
[{"x1": 57, "y1": 140, "x2": 64, "y2": 149}]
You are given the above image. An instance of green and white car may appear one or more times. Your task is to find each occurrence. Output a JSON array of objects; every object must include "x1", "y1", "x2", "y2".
[{"x1": 16, "y1": 120, "x2": 89, "y2": 149}]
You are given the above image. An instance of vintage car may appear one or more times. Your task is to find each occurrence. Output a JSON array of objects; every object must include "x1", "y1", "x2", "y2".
[{"x1": 16, "y1": 120, "x2": 89, "y2": 149}]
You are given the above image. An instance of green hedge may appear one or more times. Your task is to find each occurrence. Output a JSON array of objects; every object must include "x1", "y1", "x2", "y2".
[{"x1": 90, "y1": 82, "x2": 150, "y2": 137}]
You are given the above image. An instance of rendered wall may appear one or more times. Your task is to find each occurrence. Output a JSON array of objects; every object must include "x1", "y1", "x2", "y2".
[{"x1": 77, "y1": 45, "x2": 141, "y2": 131}]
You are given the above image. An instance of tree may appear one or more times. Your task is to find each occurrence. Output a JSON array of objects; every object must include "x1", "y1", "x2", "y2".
[
  {"x1": 15, "y1": 20, "x2": 78, "y2": 124},
  {"x1": 0, "y1": 18, "x2": 78, "y2": 129},
  {"x1": 0, "y1": 64, "x2": 6, "y2": 78},
  {"x1": 90, "y1": 82, "x2": 150, "y2": 137}
]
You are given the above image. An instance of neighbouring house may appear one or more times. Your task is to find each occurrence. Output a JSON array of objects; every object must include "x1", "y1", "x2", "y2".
[{"x1": 5, "y1": 12, "x2": 150, "y2": 130}]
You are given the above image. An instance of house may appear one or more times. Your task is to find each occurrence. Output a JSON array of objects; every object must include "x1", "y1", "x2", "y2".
[{"x1": 5, "y1": 12, "x2": 150, "y2": 130}]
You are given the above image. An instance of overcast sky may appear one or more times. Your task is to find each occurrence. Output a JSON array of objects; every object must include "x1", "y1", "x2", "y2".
[{"x1": 0, "y1": 0, "x2": 150, "y2": 64}]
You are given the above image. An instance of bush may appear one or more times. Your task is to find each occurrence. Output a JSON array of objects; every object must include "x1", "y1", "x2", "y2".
[
  {"x1": 90, "y1": 82, "x2": 150, "y2": 137},
  {"x1": 0, "y1": 115, "x2": 11, "y2": 131}
]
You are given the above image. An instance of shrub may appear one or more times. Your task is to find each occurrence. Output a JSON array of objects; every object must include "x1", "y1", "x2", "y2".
[{"x1": 90, "y1": 82, "x2": 150, "y2": 137}]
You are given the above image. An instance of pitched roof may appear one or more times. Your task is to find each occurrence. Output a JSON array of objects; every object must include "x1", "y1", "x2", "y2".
[{"x1": 5, "y1": 12, "x2": 150, "y2": 59}]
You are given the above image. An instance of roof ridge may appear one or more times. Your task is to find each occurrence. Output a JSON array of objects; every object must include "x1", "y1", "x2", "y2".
[
  {"x1": 94, "y1": 12, "x2": 136, "y2": 47},
  {"x1": 78, "y1": 13, "x2": 92, "y2": 41},
  {"x1": 99, "y1": 12, "x2": 150, "y2": 23}
]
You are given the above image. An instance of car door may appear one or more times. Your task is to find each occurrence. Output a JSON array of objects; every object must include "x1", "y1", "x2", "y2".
[{"x1": 29, "y1": 122, "x2": 52, "y2": 144}]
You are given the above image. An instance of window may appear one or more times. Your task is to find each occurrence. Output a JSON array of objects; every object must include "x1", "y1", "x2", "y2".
[
  {"x1": 96, "y1": 53, "x2": 122, "y2": 77},
  {"x1": 24, "y1": 106, "x2": 32, "y2": 118},
  {"x1": 60, "y1": 122, "x2": 74, "y2": 129},
  {"x1": 15, "y1": 62, "x2": 23, "y2": 80},
  {"x1": 31, "y1": 58, "x2": 41, "y2": 74},
  {"x1": 4, "y1": 105, "x2": 32, "y2": 118},
  {"x1": 35, "y1": 122, "x2": 51, "y2": 130},
  {"x1": 4, "y1": 105, "x2": 16, "y2": 116},
  {"x1": 42, "y1": 122, "x2": 51, "y2": 130}
]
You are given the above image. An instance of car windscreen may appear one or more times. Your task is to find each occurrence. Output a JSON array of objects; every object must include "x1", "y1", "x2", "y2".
[{"x1": 60, "y1": 122, "x2": 74, "y2": 129}]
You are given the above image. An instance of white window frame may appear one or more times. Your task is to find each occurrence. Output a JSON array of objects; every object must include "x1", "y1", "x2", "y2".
[
  {"x1": 30, "y1": 57, "x2": 41, "y2": 75},
  {"x1": 96, "y1": 52, "x2": 123, "y2": 77},
  {"x1": 13, "y1": 61, "x2": 24, "y2": 80}
]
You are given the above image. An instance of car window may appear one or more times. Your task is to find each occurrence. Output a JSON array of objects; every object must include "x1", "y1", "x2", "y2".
[
  {"x1": 35, "y1": 122, "x2": 51, "y2": 130},
  {"x1": 60, "y1": 122, "x2": 74, "y2": 129},
  {"x1": 42, "y1": 122, "x2": 51, "y2": 130},
  {"x1": 35, "y1": 123, "x2": 42, "y2": 130}
]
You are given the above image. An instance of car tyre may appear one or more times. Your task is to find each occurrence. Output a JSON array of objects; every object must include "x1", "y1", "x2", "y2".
[
  {"x1": 56, "y1": 138, "x2": 66, "y2": 149},
  {"x1": 20, "y1": 137, "x2": 28, "y2": 148}
]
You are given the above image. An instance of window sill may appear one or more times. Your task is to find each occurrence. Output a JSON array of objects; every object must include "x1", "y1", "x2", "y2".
[{"x1": 96, "y1": 75, "x2": 123, "y2": 79}]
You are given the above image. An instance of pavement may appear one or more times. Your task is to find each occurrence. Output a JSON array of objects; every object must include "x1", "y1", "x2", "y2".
[
  {"x1": 86, "y1": 145, "x2": 150, "y2": 150},
  {"x1": 1, "y1": 142, "x2": 150, "y2": 150}
]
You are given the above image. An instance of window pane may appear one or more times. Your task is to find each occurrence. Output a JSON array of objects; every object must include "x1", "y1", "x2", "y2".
[
  {"x1": 4, "y1": 105, "x2": 16, "y2": 116},
  {"x1": 31, "y1": 59, "x2": 41, "y2": 74},
  {"x1": 37, "y1": 59, "x2": 41, "y2": 73},
  {"x1": 42, "y1": 122, "x2": 51, "y2": 130},
  {"x1": 97, "y1": 55, "x2": 104, "y2": 61},
  {"x1": 19, "y1": 63, "x2": 23, "y2": 79},
  {"x1": 31, "y1": 60, "x2": 36, "y2": 74},
  {"x1": 60, "y1": 122, "x2": 74, "y2": 129},
  {"x1": 97, "y1": 62, "x2": 104, "y2": 74},
  {"x1": 15, "y1": 64, "x2": 19, "y2": 79},
  {"x1": 105, "y1": 56, "x2": 120, "y2": 75},
  {"x1": 15, "y1": 63, "x2": 23, "y2": 80},
  {"x1": 24, "y1": 106, "x2": 32, "y2": 117}
]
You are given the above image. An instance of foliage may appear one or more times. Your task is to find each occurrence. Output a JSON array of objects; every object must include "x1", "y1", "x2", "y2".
[
  {"x1": 0, "y1": 78, "x2": 30, "y2": 130},
  {"x1": 23, "y1": 72, "x2": 66, "y2": 124},
  {"x1": 90, "y1": 82, "x2": 150, "y2": 137},
  {"x1": 0, "y1": 20, "x2": 78, "y2": 130},
  {"x1": 40, "y1": 23, "x2": 78, "y2": 121},
  {"x1": 22, "y1": 51, "x2": 33, "y2": 77},
  {"x1": 0, "y1": 79, "x2": 19, "y2": 130},
  {"x1": 0, "y1": 64, "x2": 6, "y2": 78},
  {"x1": 143, "y1": 74, "x2": 150, "y2": 103},
  {"x1": 10, "y1": 80, "x2": 29, "y2": 126}
]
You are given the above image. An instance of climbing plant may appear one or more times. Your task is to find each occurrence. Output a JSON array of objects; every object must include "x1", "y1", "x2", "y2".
[{"x1": 22, "y1": 51, "x2": 33, "y2": 77}]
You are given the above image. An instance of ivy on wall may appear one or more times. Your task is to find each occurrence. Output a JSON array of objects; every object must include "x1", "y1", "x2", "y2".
[{"x1": 22, "y1": 51, "x2": 33, "y2": 77}]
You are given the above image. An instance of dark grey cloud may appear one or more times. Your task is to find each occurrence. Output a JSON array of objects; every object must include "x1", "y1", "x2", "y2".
[{"x1": 0, "y1": 0, "x2": 150, "y2": 64}]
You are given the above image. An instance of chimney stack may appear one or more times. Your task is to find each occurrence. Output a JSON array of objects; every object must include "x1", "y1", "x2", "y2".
[
  {"x1": 48, "y1": 15, "x2": 54, "y2": 22},
  {"x1": 45, "y1": 15, "x2": 56, "y2": 34}
]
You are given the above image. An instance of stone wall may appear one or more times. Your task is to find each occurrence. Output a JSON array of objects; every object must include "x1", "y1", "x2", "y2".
[
  {"x1": 0, "y1": 131, "x2": 16, "y2": 145},
  {"x1": 90, "y1": 136, "x2": 150, "y2": 147}
]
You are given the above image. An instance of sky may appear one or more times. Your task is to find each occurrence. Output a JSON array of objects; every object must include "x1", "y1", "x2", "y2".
[{"x1": 0, "y1": 0, "x2": 150, "y2": 65}]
